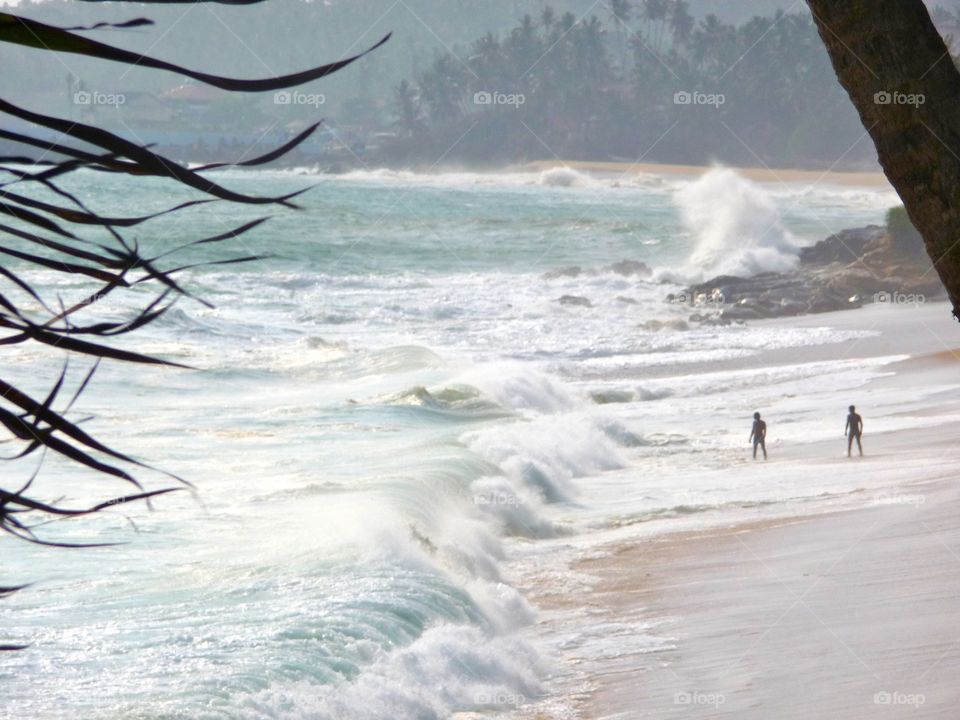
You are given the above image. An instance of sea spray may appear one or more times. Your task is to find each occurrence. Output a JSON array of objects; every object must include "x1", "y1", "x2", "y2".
[
  {"x1": 537, "y1": 166, "x2": 595, "y2": 188},
  {"x1": 677, "y1": 167, "x2": 802, "y2": 277},
  {"x1": 458, "y1": 364, "x2": 581, "y2": 414}
]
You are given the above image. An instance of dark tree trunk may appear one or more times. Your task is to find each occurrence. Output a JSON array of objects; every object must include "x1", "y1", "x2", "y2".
[{"x1": 806, "y1": 0, "x2": 960, "y2": 319}]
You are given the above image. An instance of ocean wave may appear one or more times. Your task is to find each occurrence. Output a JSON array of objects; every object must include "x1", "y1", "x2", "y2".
[
  {"x1": 329, "y1": 166, "x2": 668, "y2": 193},
  {"x1": 769, "y1": 184, "x2": 899, "y2": 210},
  {"x1": 464, "y1": 414, "x2": 626, "y2": 506},
  {"x1": 376, "y1": 384, "x2": 509, "y2": 420},
  {"x1": 536, "y1": 166, "x2": 595, "y2": 187},
  {"x1": 229, "y1": 624, "x2": 542, "y2": 720},
  {"x1": 457, "y1": 364, "x2": 583, "y2": 415}
]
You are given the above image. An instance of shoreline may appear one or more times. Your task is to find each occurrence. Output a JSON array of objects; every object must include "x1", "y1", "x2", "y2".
[
  {"x1": 523, "y1": 301, "x2": 960, "y2": 719},
  {"x1": 275, "y1": 157, "x2": 892, "y2": 189},
  {"x1": 522, "y1": 159, "x2": 892, "y2": 187}
]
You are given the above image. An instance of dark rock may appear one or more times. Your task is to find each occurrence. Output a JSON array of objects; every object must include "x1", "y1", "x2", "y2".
[
  {"x1": 776, "y1": 298, "x2": 808, "y2": 316},
  {"x1": 800, "y1": 225, "x2": 885, "y2": 265},
  {"x1": 609, "y1": 260, "x2": 652, "y2": 277},
  {"x1": 590, "y1": 389, "x2": 634, "y2": 404},
  {"x1": 558, "y1": 294, "x2": 592, "y2": 307},
  {"x1": 640, "y1": 319, "x2": 689, "y2": 331},
  {"x1": 678, "y1": 224, "x2": 945, "y2": 323},
  {"x1": 544, "y1": 266, "x2": 583, "y2": 279},
  {"x1": 719, "y1": 304, "x2": 766, "y2": 320},
  {"x1": 808, "y1": 289, "x2": 847, "y2": 314}
]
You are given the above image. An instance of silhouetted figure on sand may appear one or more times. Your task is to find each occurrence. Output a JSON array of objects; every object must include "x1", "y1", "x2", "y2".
[
  {"x1": 845, "y1": 405, "x2": 863, "y2": 457},
  {"x1": 750, "y1": 411, "x2": 767, "y2": 460}
]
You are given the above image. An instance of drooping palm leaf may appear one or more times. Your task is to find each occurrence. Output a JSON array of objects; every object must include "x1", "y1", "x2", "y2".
[
  {"x1": 0, "y1": 1, "x2": 389, "y2": 638},
  {"x1": 0, "y1": 14, "x2": 389, "y2": 93}
]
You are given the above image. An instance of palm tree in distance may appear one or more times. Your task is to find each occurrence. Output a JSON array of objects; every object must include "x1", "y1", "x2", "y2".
[
  {"x1": 642, "y1": 0, "x2": 670, "y2": 52},
  {"x1": 394, "y1": 79, "x2": 423, "y2": 140},
  {"x1": 669, "y1": 0, "x2": 695, "y2": 48},
  {"x1": 609, "y1": 0, "x2": 634, "y2": 69}
]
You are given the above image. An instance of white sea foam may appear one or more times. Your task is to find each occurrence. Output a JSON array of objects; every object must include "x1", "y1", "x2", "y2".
[
  {"x1": 537, "y1": 166, "x2": 595, "y2": 187},
  {"x1": 330, "y1": 166, "x2": 651, "y2": 192},
  {"x1": 677, "y1": 167, "x2": 803, "y2": 277},
  {"x1": 459, "y1": 364, "x2": 583, "y2": 414},
  {"x1": 769, "y1": 184, "x2": 900, "y2": 211},
  {"x1": 229, "y1": 625, "x2": 542, "y2": 720},
  {"x1": 464, "y1": 414, "x2": 627, "y2": 506}
]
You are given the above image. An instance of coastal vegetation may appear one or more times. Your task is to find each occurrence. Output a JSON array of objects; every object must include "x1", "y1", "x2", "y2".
[{"x1": 5, "y1": 1, "x2": 960, "y2": 169}]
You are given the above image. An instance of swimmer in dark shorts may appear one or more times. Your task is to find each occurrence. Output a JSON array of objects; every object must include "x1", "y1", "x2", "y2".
[
  {"x1": 845, "y1": 405, "x2": 863, "y2": 457},
  {"x1": 749, "y1": 411, "x2": 767, "y2": 460}
]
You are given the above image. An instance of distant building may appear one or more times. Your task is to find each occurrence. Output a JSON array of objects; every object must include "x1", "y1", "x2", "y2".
[{"x1": 161, "y1": 83, "x2": 229, "y2": 122}]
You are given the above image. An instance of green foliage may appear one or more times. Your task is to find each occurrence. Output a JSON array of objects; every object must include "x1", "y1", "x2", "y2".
[
  {"x1": 387, "y1": 5, "x2": 874, "y2": 167},
  {"x1": 886, "y1": 205, "x2": 926, "y2": 255}
]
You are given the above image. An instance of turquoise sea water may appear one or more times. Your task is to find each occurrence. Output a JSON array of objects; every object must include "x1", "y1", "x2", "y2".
[{"x1": 0, "y1": 165, "x2": 901, "y2": 719}]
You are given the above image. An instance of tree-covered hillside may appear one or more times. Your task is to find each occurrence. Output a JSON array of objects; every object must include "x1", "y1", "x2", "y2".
[{"x1": 4, "y1": 0, "x2": 959, "y2": 169}]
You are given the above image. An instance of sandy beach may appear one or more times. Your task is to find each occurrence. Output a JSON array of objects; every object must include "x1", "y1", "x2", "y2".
[
  {"x1": 523, "y1": 160, "x2": 892, "y2": 187},
  {"x1": 532, "y1": 301, "x2": 960, "y2": 719},
  {"x1": 582, "y1": 474, "x2": 960, "y2": 719}
]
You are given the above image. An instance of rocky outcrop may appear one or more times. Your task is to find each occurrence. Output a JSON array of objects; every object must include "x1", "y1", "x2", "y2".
[
  {"x1": 677, "y1": 224, "x2": 945, "y2": 322},
  {"x1": 798, "y1": 225, "x2": 886, "y2": 264}
]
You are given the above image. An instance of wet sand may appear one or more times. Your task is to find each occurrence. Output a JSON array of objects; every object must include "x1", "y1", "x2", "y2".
[
  {"x1": 581, "y1": 472, "x2": 960, "y2": 719},
  {"x1": 540, "y1": 302, "x2": 960, "y2": 719}
]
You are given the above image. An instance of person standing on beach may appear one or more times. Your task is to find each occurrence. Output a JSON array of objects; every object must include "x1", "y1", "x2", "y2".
[
  {"x1": 845, "y1": 405, "x2": 864, "y2": 457},
  {"x1": 750, "y1": 411, "x2": 767, "y2": 460}
]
